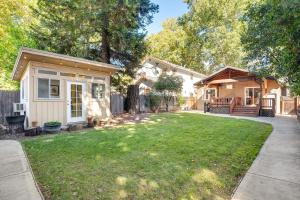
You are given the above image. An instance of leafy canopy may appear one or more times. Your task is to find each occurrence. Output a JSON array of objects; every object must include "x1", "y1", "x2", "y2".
[
  {"x1": 147, "y1": 0, "x2": 250, "y2": 74},
  {"x1": 32, "y1": 0, "x2": 158, "y2": 78},
  {"x1": 0, "y1": 0, "x2": 36, "y2": 89},
  {"x1": 242, "y1": 0, "x2": 300, "y2": 94},
  {"x1": 154, "y1": 74, "x2": 183, "y2": 111},
  {"x1": 154, "y1": 74, "x2": 183, "y2": 94}
]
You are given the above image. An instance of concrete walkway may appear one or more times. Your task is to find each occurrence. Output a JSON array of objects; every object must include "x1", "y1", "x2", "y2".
[
  {"x1": 232, "y1": 116, "x2": 300, "y2": 200},
  {"x1": 186, "y1": 111, "x2": 300, "y2": 200},
  {"x1": 0, "y1": 140, "x2": 43, "y2": 200}
]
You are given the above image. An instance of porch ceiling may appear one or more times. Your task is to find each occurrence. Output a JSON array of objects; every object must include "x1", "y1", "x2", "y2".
[{"x1": 207, "y1": 78, "x2": 238, "y2": 85}]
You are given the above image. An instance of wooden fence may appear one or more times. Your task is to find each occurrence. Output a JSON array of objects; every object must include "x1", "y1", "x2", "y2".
[
  {"x1": 110, "y1": 93, "x2": 124, "y2": 115},
  {"x1": 0, "y1": 90, "x2": 20, "y2": 124},
  {"x1": 280, "y1": 96, "x2": 298, "y2": 115}
]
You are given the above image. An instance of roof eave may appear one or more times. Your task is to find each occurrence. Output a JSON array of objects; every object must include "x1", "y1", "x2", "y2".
[{"x1": 12, "y1": 47, "x2": 123, "y2": 81}]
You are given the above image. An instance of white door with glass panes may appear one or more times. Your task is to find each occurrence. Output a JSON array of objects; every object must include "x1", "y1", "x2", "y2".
[{"x1": 67, "y1": 82, "x2": 86, "y2": 123}]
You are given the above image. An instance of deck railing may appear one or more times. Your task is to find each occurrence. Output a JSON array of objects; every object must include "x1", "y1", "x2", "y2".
[{"x1": 211, "y1": 97, "x2": 232, "y2": 105}]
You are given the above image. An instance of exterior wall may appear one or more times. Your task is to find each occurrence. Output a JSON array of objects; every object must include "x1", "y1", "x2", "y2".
[
  {"x1": 218, "y1": 80, "x2": 260, "y2": 105},
  {"x1": 263, "y1": 79, "x2": 281, "y2": 114},
  {"x1": 137, "y1": 61, "x2": 204, "y2": 97},
  {"x1": 139, "y1": 80, "x2": 154, "y2": 95},
  {"x1": 195, "y1": 79, "x2": 283, "y2": 114},
  {"x1": 27, "y1": 61, "x2": 111, "y2": 126}
]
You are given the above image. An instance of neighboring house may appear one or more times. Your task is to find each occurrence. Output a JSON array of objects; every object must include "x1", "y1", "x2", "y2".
[
  {"x1": 194, "y1": 66, "x2": 296, "y2": 116},
  {"x1": 12, "y1": 48, "x2": 120, "y2": 127},
  {"x1": 135, "y1": 57, "x2": 207, "y2": 97}
]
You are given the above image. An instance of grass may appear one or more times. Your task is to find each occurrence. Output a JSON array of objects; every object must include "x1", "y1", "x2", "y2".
[{"x1": 22, "y1": 113, "x2": 272, "y2": 200}]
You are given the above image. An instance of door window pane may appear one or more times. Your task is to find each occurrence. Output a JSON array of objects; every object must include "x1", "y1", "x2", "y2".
[
  {"x1": 38, "y1": 78, "x2": 49, "y2": 98},
  {"x1": 70, "y1": 83, "x2": 84, "y2": 118}
]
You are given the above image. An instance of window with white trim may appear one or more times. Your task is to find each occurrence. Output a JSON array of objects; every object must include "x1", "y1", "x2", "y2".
[
  {"x1": 92, "y1": 83, "x2": 105, "y2": 99},
  {"x1": 38, "y1": 78, "x2": 60, "y2": 99},
  {"x1": 205, "y1": 88, "x2": 216, "y2": 100}
]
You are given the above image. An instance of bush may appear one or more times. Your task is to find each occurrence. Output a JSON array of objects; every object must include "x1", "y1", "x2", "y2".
[
  {"x1": 44, "y1": 121, "x2": 62, "y2": 127},
  {"x1": 178, "y1": 95, "x2": 185, "y2": 106},
  {"x1": 149, "y1": 92, "x2": 161, "y2": 113}
]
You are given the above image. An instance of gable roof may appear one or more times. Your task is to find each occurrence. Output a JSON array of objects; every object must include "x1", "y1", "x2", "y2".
[
  {"x1": 143, "y1": 57, "x2": 207, "y2": 78},
  {"x1": 194, "y1": 66, "x2": 252, "y2": 86},
  {"x1": 12, "y1": 47, "x2": 122, "y2": 81}
]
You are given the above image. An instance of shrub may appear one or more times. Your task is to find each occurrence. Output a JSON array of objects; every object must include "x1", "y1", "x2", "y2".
[
  {"x1": 44, "y1": 121, "x2": 62, "y2": 127},
  {"x1": 178, "y1": 95, "x2": 185, "y2": 106},
  {"x1": 149, "y1": 92, "x2": 161, "y2": 113}
]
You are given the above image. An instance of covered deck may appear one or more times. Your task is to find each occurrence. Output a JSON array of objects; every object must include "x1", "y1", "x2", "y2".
[{"x1": 195, "y1": 67, "x2": 278, "y2": 117}]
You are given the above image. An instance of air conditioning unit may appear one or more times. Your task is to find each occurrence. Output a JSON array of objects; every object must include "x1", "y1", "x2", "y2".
[{"x1": 13, "y1": 103, "x2": 26, "y2": 114}]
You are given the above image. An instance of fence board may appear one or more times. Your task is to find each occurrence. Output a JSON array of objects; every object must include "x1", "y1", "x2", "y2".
[
  {"x1": 0, "y1": 90, "x2": 20, "y2": 124},
  {"x1": 110, "y1": 93, "x2": 124, "y2": 115},
  {"x1": 281, "y1": 97, "x2": 297, "y2": 115}
]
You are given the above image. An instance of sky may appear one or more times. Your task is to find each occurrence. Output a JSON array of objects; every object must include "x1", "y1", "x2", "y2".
[{"x1": 146, "y1": 0, "x2": 188, "y2": 35}]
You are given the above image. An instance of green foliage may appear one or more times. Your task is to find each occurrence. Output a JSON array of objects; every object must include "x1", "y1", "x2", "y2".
[
  {"x1": 146, "y1": 18, "x2": 204, "y2": 72},
  {"x1": 111, "y1": 72, "x2": 133, "y2": 94},
  {"x1": 32, "y1": 0, "x2": 158, "y2": 93},
  {"x1": 147, "y1": 0, "x2": 250, "y2": 74},
  {"x1": 178, "y1": 95, "x2": 186, "y2": 106},
  {"x1": 154, "y1": 74, "x2": 183, "y2": 94},
  {"x1": 23, "y1": 113, "x2": 272, "y2": 199},
  {"x1": 154, "y1": 74, "x2": 183, "y2": 111},
  {"x1": 242, "y1": 0, "x2": 300, "y2": 94},
  {"x1": 0, "y1": 0, "x2": 36, "y2": 89},
  {"x1": 149, "y1": 91, "x2": 161, "y2": 112},
  {"x1": 44, "y1": 121, "x2": 62, "y2": 127}
]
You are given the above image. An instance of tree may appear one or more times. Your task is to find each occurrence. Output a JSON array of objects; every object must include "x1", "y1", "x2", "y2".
[
  {"x1": 31, "y1": 0, "x2": 158, "y2": 90},
  {"x1": 153, "y1": 74, "x2": 183, "y2": 112},
  {"x1": 147, "y1": 0, "x2": 250, "y2": 74},
  {"x1": 242, "y1": 0, "x2": 300, "y2": 94},
  {"x1": 147, "y1": 18, "x2": 205, "y2": 73},
  {"x1": 181, "y1": 0, "x2": 251, "y2": 73},
  {"x1": 0, "y1": 0, "x2": 36, "y2": 89}
]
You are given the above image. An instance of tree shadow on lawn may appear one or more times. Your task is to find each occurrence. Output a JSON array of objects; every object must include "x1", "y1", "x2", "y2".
[{"x1": 22, "y1": 113, "x2": 272, "y2": 200}]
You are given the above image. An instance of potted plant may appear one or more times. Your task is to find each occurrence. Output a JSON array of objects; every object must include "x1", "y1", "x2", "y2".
[
  {"x1": 149, "y1": 92, "x2": 161, "y2": 113},
  {"x1": 44, "y1": 121, "x2": 62, "y2": 133}
]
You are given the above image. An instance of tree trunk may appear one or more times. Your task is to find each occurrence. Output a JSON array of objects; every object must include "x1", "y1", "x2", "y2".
[
  {"x1": 126, "y1": 85, "x2": 140, "y2": 114},
  {"x1": 101, "y1": 14, "x2": 111, "y2": 64}
]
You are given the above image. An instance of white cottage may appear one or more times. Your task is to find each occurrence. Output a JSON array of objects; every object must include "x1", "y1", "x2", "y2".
[{"x1": 135, "y1": 57, "x2": 206, "y2": 97}]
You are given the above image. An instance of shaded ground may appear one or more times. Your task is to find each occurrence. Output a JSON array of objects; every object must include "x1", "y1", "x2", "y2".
[{"x1": 22, "y1": 113, "x2": 272, "y2": 200}]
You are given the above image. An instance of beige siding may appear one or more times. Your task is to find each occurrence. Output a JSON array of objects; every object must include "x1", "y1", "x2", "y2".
[{"x1": 27, "y1": 61, "x2": 112, "y2": 126}]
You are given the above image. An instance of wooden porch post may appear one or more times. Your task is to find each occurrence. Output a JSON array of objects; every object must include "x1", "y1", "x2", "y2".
[{"x1": 258, "y1": 78, "x2": 263, "y2": 116}]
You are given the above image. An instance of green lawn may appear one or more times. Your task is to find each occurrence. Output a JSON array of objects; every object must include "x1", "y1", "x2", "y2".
[{"x1": 22, "y1": 113, "x2": 272, "y2": 200}]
